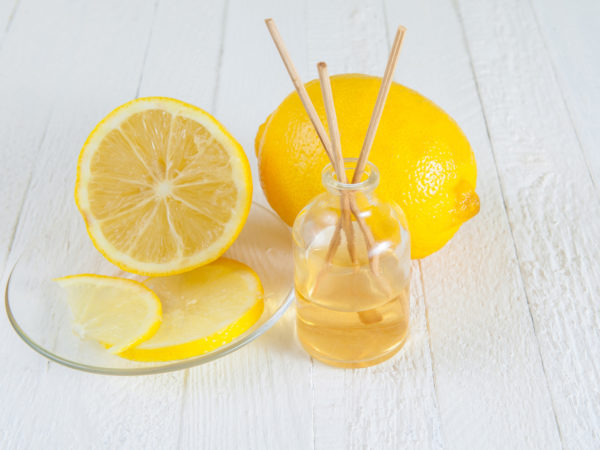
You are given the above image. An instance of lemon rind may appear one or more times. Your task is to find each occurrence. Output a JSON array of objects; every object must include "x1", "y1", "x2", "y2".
[
  {"x1": 120, "y1": 258, "x2": 264, "y2": 362},
  {"x1": 75, "y1": 97, "x2": 253, "y2": 276},
  {"x1": 119, "y1": 298, "x2": 263, "y2": 362}
]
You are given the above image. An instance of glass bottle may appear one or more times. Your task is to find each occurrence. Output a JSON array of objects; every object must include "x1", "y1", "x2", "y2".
[{"x1": 292, "y1": 158, "x2": 411, "y2": 368}]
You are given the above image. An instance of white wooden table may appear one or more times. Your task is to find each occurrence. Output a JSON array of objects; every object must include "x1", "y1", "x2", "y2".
[{"x1": 1, "y1": 0, "x2": 599, "y2": 448}]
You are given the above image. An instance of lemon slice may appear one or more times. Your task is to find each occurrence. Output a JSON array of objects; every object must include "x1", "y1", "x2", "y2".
[
  {"x1": 121, "y1": 258, "x2": 264, "y2": 362},
  {"x1": 55, "y1": 274, "x2": 162, "y2": 353},
  {"x1": 75, "y1": 97, "x2": 252, "y2": 276}
]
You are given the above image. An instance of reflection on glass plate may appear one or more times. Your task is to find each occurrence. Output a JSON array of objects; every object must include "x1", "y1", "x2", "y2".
[{"x1": 5, "y1": 203, "x2": 293, "y2": 375}]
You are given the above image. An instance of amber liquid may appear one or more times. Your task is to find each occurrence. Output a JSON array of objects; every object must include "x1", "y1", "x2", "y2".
[{"x1": 295, "y1": 245, "x2": 410, "y2": 368}]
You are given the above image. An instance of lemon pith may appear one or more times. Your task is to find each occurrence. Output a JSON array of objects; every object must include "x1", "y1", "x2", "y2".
[
  {"x1": 121, "y1": 258, "x2": 264, "y2": 362},
  {"x1": 76, "y1": 97, "x2": 252, "y2": 276}
]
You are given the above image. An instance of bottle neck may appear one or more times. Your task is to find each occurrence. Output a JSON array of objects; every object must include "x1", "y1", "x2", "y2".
[{"x1": 321, "y1": 157, "x2": 379, "y2": 196}]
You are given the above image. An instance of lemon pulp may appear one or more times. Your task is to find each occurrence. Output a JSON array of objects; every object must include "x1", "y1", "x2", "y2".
[
  {"x1": 76, "y1": 97, "x2": 252, "y2": 275},
  {"x1": 55, "y1": 274, "x2": 162, "y2": 354}
]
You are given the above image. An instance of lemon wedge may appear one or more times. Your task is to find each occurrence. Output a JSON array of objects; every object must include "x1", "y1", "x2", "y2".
[
  {"x1": 121, "y1": 258, "x2": 264, "y2": 362},
  {"x1": 75, "y1": 97, "x2": 252, "y2": 276},
  {"x1": 55, "y1": 274, "x2": 162, "y2": 353}
]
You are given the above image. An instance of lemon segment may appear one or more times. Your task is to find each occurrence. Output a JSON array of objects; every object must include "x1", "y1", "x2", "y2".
[
  {"x1": 76, "y1": 97, "x2": 252, "y2": 276},
  {"x1": 121, "y1": 258, "x2": 264, "y2": 362},
  {"x1": 54, "y1": 274, "x2": 162, "y2": 354}
]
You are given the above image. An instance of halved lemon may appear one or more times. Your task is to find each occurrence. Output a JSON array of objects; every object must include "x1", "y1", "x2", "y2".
[
  {"x1": 121, "y1": 258, "x2": 264, "y2": 362},
  {"x1": 76, "y1": 97, "x2": 252, "y2": 276},
  {"x1": 55, "y1": 274, "x2": 162, "y2": 354}
]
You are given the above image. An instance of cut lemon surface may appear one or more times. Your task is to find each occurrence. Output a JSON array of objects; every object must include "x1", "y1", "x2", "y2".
[
  {"x1": 76, "y1": 97, "x2": 252, "y2": 276},
  {"x1": 121, "y1": 258, "x2": 264, "y2": 362},
  {"x1": 55, "y1": 274, "x2": 162, "y2": 354}
]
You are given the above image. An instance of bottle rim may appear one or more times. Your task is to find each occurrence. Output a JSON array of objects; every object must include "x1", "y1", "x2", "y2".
[{"x1": 321, "y1": 157, "x2": 379, "y2": 193}]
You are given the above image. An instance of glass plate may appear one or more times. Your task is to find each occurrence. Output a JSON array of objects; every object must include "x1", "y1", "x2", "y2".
[{"x1": 5, "y1": 203, "x2": 293, "y2": 375}]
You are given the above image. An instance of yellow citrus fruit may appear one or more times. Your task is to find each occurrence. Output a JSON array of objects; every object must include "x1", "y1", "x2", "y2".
[
  {"x1": 76, "y1": 97, "x2": 252, "y2": 276},
  {"x1": 255, "y1": 74, "x2": 479, "y2": 259},
  {"x1": 121, "y1": 258, "x2": 264, "y2": 362},
  {"x1": 54, "y1": 274, "x2": 162, "y2": 354}
]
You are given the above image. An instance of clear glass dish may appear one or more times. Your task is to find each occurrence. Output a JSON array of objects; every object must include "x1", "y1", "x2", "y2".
[{"x1": 5, "y1": 203, "x2": 293, "y2": 375}]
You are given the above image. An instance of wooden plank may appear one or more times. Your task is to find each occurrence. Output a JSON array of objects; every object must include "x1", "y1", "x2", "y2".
[
  {"x1": 454, "y1": 0, "x2": 600, "y2": 447},
  {"x1": 0, "y1": 0, "x2": 65, "y2": 270},
  {"x1": 2, "y1": 0, "x2": 596, "y2": 448},
  {"x1": 0, "y1": 2, "x2": 189, "y2": 449},
  {"x1": 209, "y1": 0, "x2": 312, "y2": 207},
  {"x1": 385, "y1": 0, "x2": 563, "y2": 448},
  {"x1": 0, "y1": 0, "x2": 84, "y2": 442},
  {"x1": 311, "y1": 266, "x2": 443, "y2": 449},
  {"x1": 137, "y1": 0, "x2": 225, "y2": 106},
  {"x1": 527, "y1": 5, "x2": 600, "y2": 438},
  {"x1": 530, "y1": 0, "x2": 600, "y2": 194},
  {"x1": 139, "y1": 0, "x2": 315, "y2": 448},
  {"x1": 306, "y1": 1, "x2": 443, "y2": 448}
]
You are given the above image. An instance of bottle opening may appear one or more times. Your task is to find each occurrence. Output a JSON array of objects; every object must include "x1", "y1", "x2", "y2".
[{"x1": 322, "y1": 157, "x2": 379, "y2": 193}]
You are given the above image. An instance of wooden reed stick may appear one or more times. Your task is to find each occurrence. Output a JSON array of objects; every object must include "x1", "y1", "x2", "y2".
[
  {"x1": 317, "y1": 62, "x2": 357, "y2": 264},
  {"x1": 324, "y1": 24, "x2": 407, "y2": 273},
  {"x1": 317, "y1": 63, "x2": 383, "y2": 325},
  {"x1": 318, "y1": 25, "x2": 407, "y2": 324},
  {"x1": 265, "y1": 18, "x2": 373, "y2": 268},
  {"x1": 264, "y1": 19, "x2": 334, "y2": 163},
  {"x1": 352, "y1": 25, "x2": 406, "y2": 183},
  {"x1": 265, "y1": 18, "x2": 385, "y2": 323},
  {"x1": 316, "y1": 64, "x2": 344, "y2": 181}
]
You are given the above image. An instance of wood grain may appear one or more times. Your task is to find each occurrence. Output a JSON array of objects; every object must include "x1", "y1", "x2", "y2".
[
  {"x1": 455, "y1": 0, "x2": 600, "y2": 446},
  {"x1": 0, "y1": 0, "x2": 598, "y2": 448},
  {"x1": 531, "y1": 0, "x2": 600, "y2": 195},
  {"x1": 0, "y1": 1, "x2": 185, "y2": 449},
  {"x1": 145, "y1": 1, "x2": 315, "y2": 448},
  {"x1": 306, "y1": 1, "x2": 442, "y2": 448},
  {"x1": 385, "y1": 0, "x2": 563, "y2": 448},
  {"x1": 0, "y1": 0, "x2": 68, "y2": 271},
  {"x1": 0, "y1": 6, "x2": 85, "y2": 433}
]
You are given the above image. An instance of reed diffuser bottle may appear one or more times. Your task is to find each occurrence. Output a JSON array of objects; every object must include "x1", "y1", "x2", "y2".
[
  {"x1": 293, "y1": 159, "x2": 411, "y2": 368},
  {"x1": 264, "y1": 19, "x2": 409, "y2": 367}
]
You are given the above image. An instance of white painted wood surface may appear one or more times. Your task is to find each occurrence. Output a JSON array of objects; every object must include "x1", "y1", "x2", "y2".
[{"x1": 1, "y1": 0, "x2": 598, "y2": 448}]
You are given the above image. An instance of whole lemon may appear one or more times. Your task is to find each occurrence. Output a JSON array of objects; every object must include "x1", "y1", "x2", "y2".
[{"x1": 255, "y1": 74, "x2": 479, "y2": 259}]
